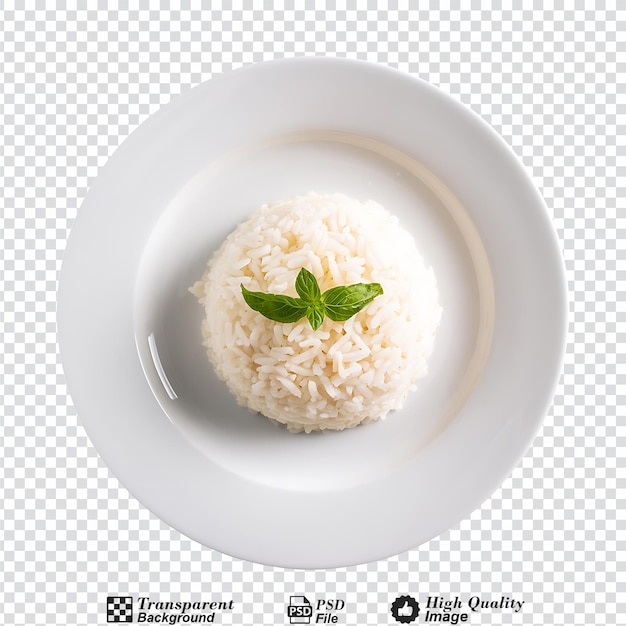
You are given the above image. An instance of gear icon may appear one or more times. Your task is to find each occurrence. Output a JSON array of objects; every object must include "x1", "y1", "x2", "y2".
[{"x1": 391, "y1": 595, "x2": 420, "y2": 623}]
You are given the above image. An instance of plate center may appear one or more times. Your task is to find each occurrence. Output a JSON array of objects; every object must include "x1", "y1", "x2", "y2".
[{"x1": 133, "y1": 132, "x2": 494, "y2": 491}]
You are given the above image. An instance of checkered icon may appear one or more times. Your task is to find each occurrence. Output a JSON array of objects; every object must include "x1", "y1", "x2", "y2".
[{"x1": 107, "y1": 597, "x2": 133, "y2": 623}]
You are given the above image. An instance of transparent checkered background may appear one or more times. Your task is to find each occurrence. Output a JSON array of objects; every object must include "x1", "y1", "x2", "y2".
[{"x1": 1, "y1": 5, "x2": 623, "y2": 625}]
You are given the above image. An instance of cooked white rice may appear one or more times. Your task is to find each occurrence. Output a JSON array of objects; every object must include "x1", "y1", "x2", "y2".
[{"x1": 191, "y1": 192, "x2": 441, "y2": 432}]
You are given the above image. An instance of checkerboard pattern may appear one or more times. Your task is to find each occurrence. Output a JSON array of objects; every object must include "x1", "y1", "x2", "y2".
[
  {"x1": 106, "y1": 597, "x2": 133, "y2": 623},
  {"x1": 1, "y1": 5, "x2": 622, "y2": 626}
]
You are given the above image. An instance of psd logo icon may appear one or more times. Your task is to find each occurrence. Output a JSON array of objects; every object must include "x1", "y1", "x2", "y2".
[
  {"x1": 287, "y1": 595, "x2": 313, "y2": 624},
  {"x1": 391, "y1": 595, "x2": 420, "y2": 624},
  {"x1": 107, "y1": 596, "x2": 133, "y2": 623}
]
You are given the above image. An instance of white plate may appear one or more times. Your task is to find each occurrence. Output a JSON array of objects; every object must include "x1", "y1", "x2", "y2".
[{"x1": 58, "y1": 58, "x2": 567, "y2": 569}]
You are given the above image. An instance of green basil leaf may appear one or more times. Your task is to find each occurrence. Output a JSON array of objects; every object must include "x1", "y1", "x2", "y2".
[
  {"x1": 322, "y1": 283, "x2": 384, "y2": 322},
  {"x1": 241, "y1": 285, "x2": 308, "y2": 323},
  {"x1": 295, "y1": 267, "x2": 321, "y2": 303},
  {"x1": 306, "y1": 301, "x2": 325, "y2": 331},
  {"x1": 241, "y1": 268, "x2": 383, "y2": 330}
]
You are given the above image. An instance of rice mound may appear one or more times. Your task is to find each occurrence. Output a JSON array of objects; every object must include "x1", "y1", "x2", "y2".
[{"x1": 191, "y1": 193, "x2": 441, "y2": 433}]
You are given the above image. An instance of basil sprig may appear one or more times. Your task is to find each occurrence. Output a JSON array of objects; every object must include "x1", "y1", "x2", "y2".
[{"x1": 241, "y1": 268, "x2": 383, "y2": 331}]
